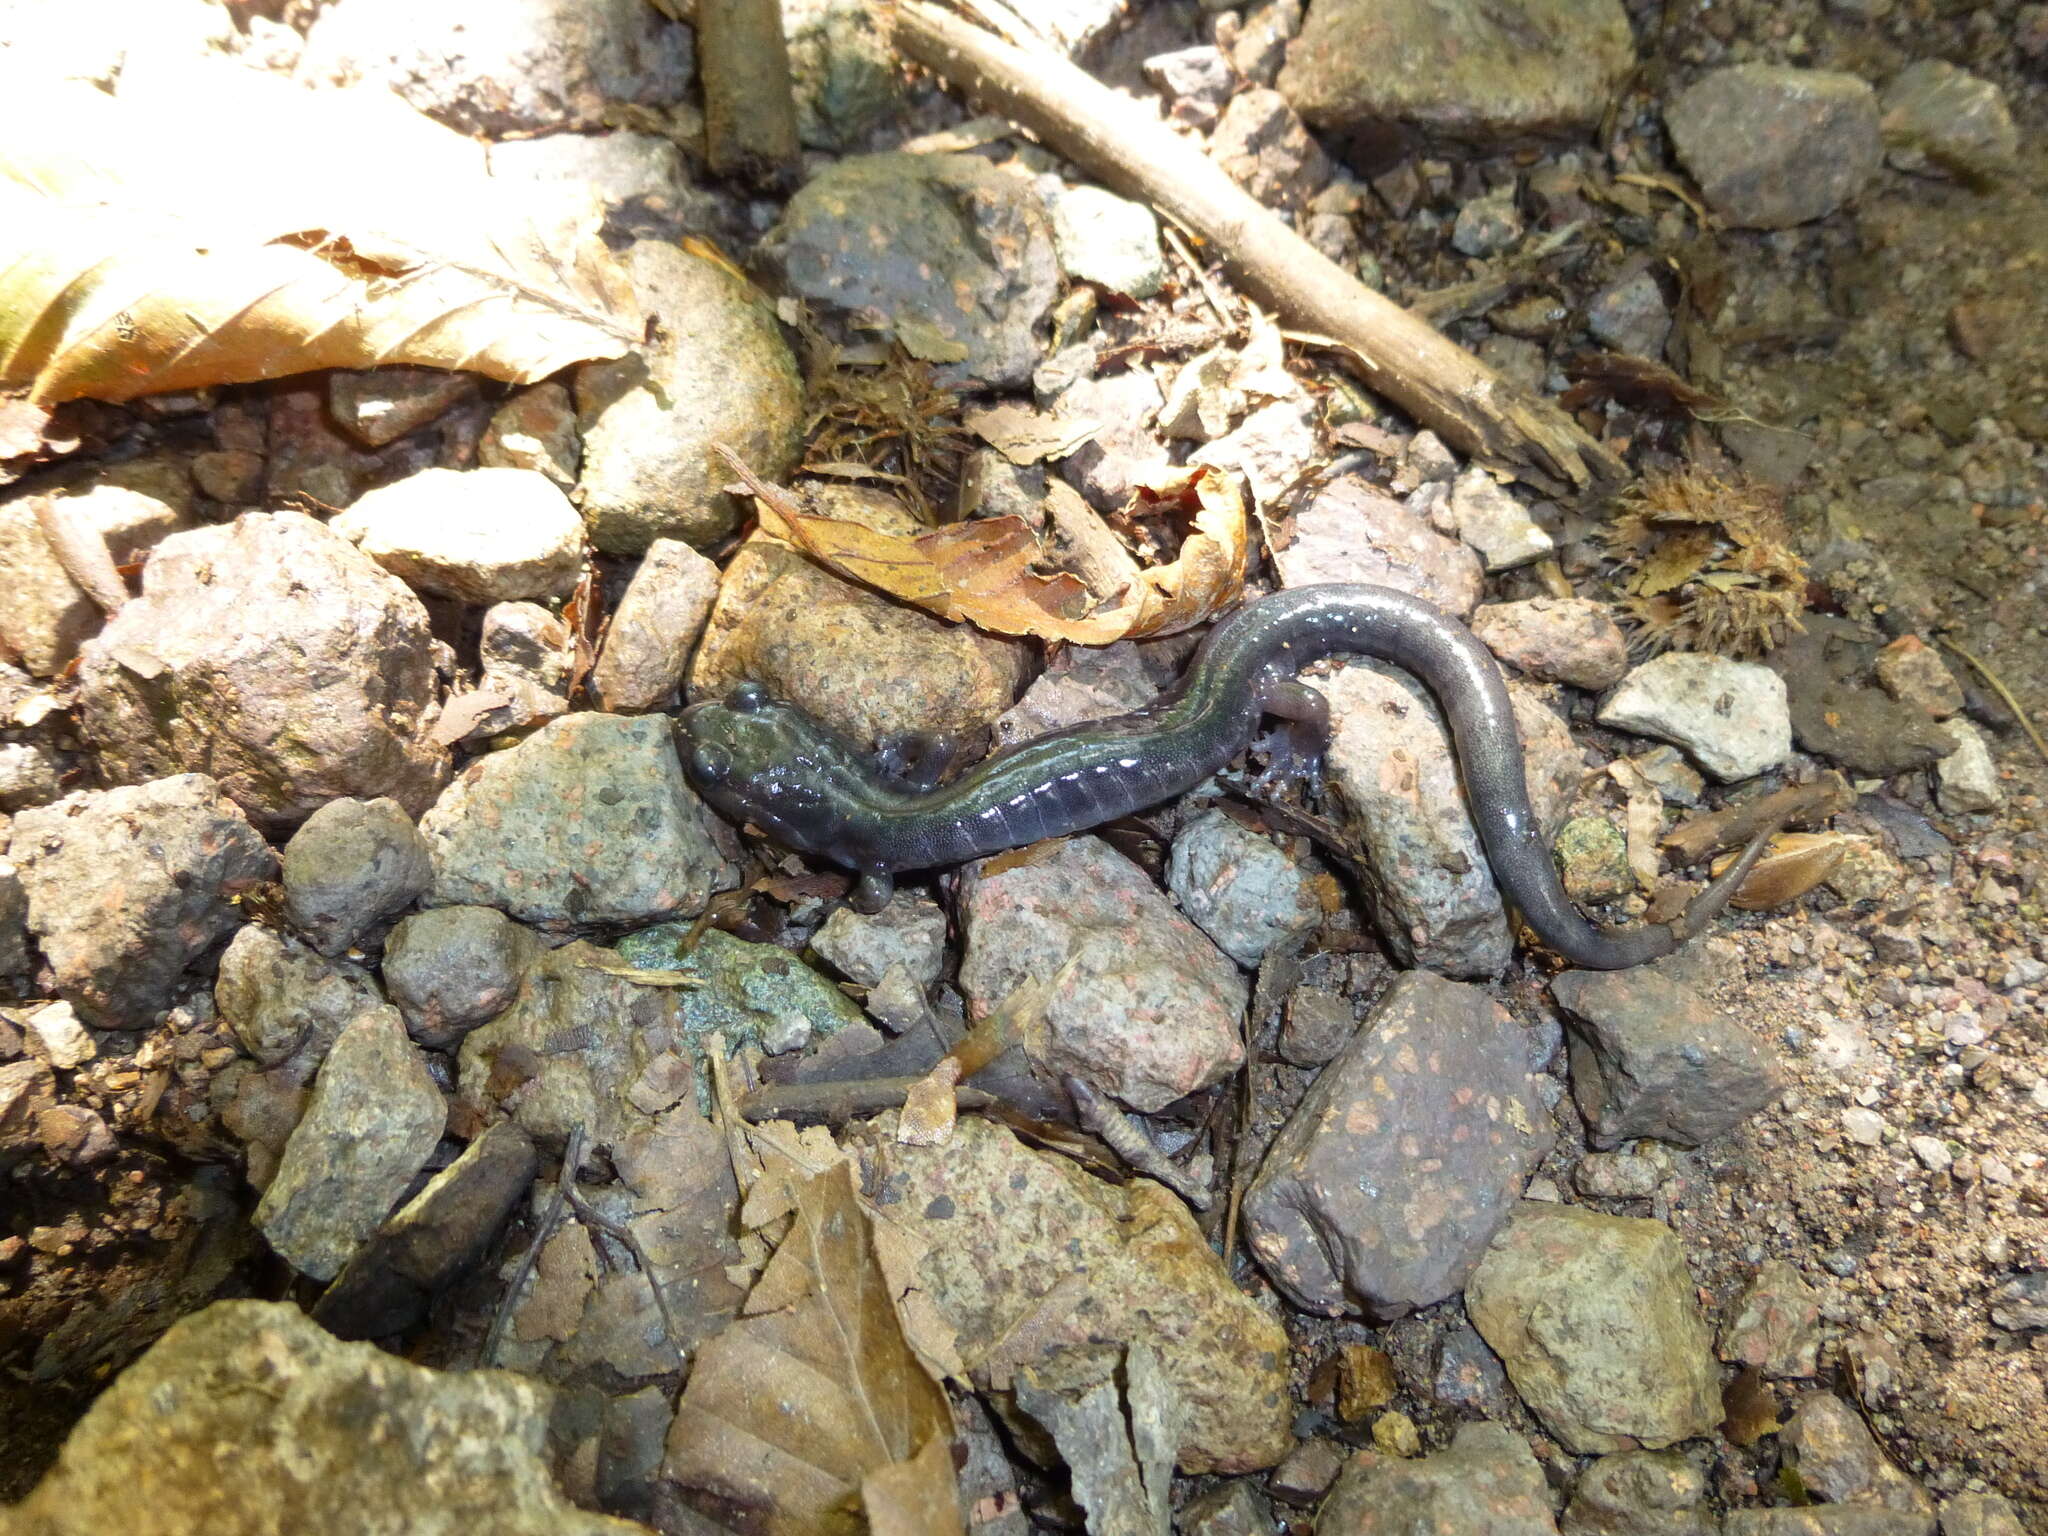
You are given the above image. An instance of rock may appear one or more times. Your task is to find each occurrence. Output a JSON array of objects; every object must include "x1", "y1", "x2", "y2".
[
  {"x1": 1552, "y1": 965, "x2": 1783, "y2": 1148},
  {"x1": 1763, "y1": 618, "x2": 1956, "y2": 776},
  {"x1": 1451, "y1": 187, "x2": 1524, "y2": 259},
  {"x1": 1561, "y1": 1450, "x2": 1714, "y2": 1536},
  {"x1": 1192, "y1": 396, "x2": 1323, "y2": 513},
  {"x1": 77, "y1": 512, "x2": 449, "y2": 826},
  {"x1": 1932, "y1": 720, "x2": 2001, "y2": 814},
  {"x1": 1471, "y1": 598, "x2": 1631, "y2": 690},
  {"x1": 590, "y1": 538, "x2": 719, "y2": 712},
  {"x1": 688, "y1": 496, "x2": 1031, "y2": 750},
  {"x1": 1937, "y1": 1495, "x2": 2027, "y2": 1536},
  {"x1": 1337, "y1": 1344, "x2": 1399, "y2": 1421},
  {"x1": 1665, "y1": 66, "x2": 1882, "y2": 229},
  {"x1": 1721, "y1": 1260, "x2": 1825, "y2": 1378},
  {"x1": 1178, "y1": 1480, "x2": 1274, "y2": 1535},
  {"x1": 2, "y1": 1299, "x2": 640, "y2": 1534},
  {"x1": 760, "y1": 152, "x2": 1058, "y2": 390},
  {"x1": 297, "y1": 0, "x2": 691, "y2": 138},
  {"x1": 0, "y1": 474, "x2": 194, "y2": 676},
  {"x1": 462, "y1": 601, "x2": 575, "y2": 740},
  {"x1": 809, "y1": 892, "x2": 947, "y2": 988},
  {"x1": 1841, "y1": 1107, "x2": 1886, "y2": 1147},
  {"x1": 1317, "y1": 1422, "x2": 1558, "y2": 1536},
  {"x1": 1280, "y1": 0, "x2": 1632, "y2": 154},
  {"x1": 1629, "y1": 746, "x2": 1705, "y2": 808},
  {"x1": 382, "y1": 906, "x2": 541, "y2": 1050},
  {"x1": 0, "y1": 741, "x2": 63, "y2": 811},
  {"x1": 1987, "y1": 1272, "x2": 2048, "y2": 1331},
  {"x1": 280, "y1": 796, "x2": 433, "y2": 956},
  {"x1": 214, "y1": 925, "x2": 384, "y2": 1070},
  {"x1": 1268, "y1": 1438, "x2": 1347, "y2": 1505},
  {"x1": 12, "y1": 776, "x2": 276, "y2": 1027},
  {"x1": 1466, "y1": 1202, "x2": 1721, "y2": 1453},
  {"x1": 1574, "y1": 1150, "x2": 1661, "y2": 1201},
  {"x1": 1166, "y1": 809, "x2": 1320, "y2": 969},
  {"x1": 22, "y1": 1001, "x2": 95, "y2": 1069},
  {"x1": 957, "y1": 837, "x2": 1247, "y2": 1113},
  {"x1": 782, "y1": 0, "x2": 900, "y2": 149},
  {"x1": 254, "y1": 1007, "x2": 446, "y2": 1282},
  {"x1": 1313, "y1": 661, "x2": 1580, "y2": 977},
  {"x1": 419, "y1": 712, "x2": 733, "y2": 931},
  {"x1": 1555, "y1": 817, "x2": 1632, "y2": 904},
  {"x1": 479, "y1": 381, "x2": 580, "y2": 488},
  {"x1": 313, "y1": 1120, "x2": 539, "y2": 1340},
  {"x1": 1052, "y1": 363, "x2": 1174, "y2": 513},
  {"x1": 1879, "y1": 60, "x2": 2017, "y2": 180},
  {"x1": 1782, "y1": 1392, "x2": 1937, "y2": 1527},
  {"x1": 330, "y1": 467, "x2": 583, "y2": 605},
  {"x1": 485, "y1": 129, "x2": 695, "y2": 225},
  {"x1": 0, "y1": 858, "x2": 27, "y2": 978},
  {"x1": 853, "y1": 1115, "x2": 1292, "y2": 1474},
  {"x1": 1048, "y1": 185, "x2": 1165, "y2": 298},
  {"x1": 1723, "y1": 1510, "x2": 1941, "y2": 1535},
  {"x1": 1599, "y1": 653, "x2": 1792, "y2": 781},
  {"x1": 1430, "y1": 1324, "x2": 1517, "y2": 1416},
  {"x1": 1278, "y1": 986, "x2": 1354, "y2": 1067},
  {"x1": 0, "y1": 1058, "x2": 58, "y2": 1165},
  {"x1": 1872, "y1": 636, "x2": 1962, "y2": 720},
  {"x1": 992, "y1": 637, "x2": 1160, "y2": 747},
  {"x1": 1587, "y1": 268, "x2": 1674, "y2": 360},
  {"x1": 37, "y1": 1101, "x2": 117, "y2": 1167},
  {"x1": 326, "y1": 367, "x2": 476, "y2": 448},
  {"x1": 1207, "y1": 87, "x2": 1335, "y2": 214},
  {"x1": 1245, "y1": 971, "x2": 1555, "y2": 1318},
  {"x1": 1275, "y1": 477, "x2": 1484, "y2": 616},
  {"x1": 1144, "y1": 44, "x2": 1234, "y2": 131},
  {"x1": 1448, "y1": 472, "x2": 1550, "y2": 575},
  {"x1": 575, "y1": 242, "x2": 803, "y2": 553}
]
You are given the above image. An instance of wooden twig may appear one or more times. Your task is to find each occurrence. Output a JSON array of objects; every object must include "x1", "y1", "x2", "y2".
[
  {"x1": 1662, "y1": 772, "x2": 1855, "y2": 865},
  {"x1": 563, "y1": 1186, "x2": 686, "y2": 1368},
  {"x1": 699, "y1": 0, "x2": 801, "y2": 188},
  {"x1": 887, "y1": 1, "x2": 1627, "y2": 498},
  {"x1": 483, "y1": 1122, "x2": 586, "y2": 1368},
  {"x1": 741, "y1": 1075, "x2": 998, "y2": 1125}
]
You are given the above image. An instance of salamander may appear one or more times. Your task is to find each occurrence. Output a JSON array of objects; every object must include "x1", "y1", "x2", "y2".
[{"x1": 678, "y1": 583, "x2": 1772, "y2": 970}]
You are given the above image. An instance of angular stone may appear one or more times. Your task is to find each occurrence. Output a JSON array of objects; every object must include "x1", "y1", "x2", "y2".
[
  {"x1": 1720, "y1": 1259, "x2": 1824, "y2": 1378},
  {"x1": 331, "y1": 467, "x2": 583, "y2": 604},
  {"x1": 1561, "y1": 1450, "x2": 1714, "y2": 1536},
  {"x1": 1274, "y1": 477, "x2": 1483, "y2": 617},
  {"x1": 1665, "y1": 66, "x2": 1881, "y2": 229},
  {"x1": 381, "y1": 905, "x2": 541, "y2": 1049},
  {"x1": 1599, "y1": 652, "x2": 1792, "y2": 782},
  {"x1": 214, "y1": 924, "x2": 384, "y2": 1069},
  {"x1": 281, "y1": 796, "x2": 432, "y2": 955},
  {"x1": 1166, "y1": 808, "x2": 1321, "y2": 969},
  {"x1": 1932, "y1": 720, "x2": 2001, "y2": 814},
  {"x1": 1317, "y1": 1422, "x2": 1557, "y2": 1536},
  {"x1": 1246, "y1": 972, "x2": 1555, "y2": 1318},
  {"x1": 590, "y1": 538, "x2": 719, "y2": 712},
  {"x1": 809, "y1": 892, "x2": 948, "y2": 988},
  {"x1": 1782, "y1": 1392, "x2": 1936, "y2": 1528},
  {"x1": 1471, "y1": 597, "x2": 1631, "y2": 691}
]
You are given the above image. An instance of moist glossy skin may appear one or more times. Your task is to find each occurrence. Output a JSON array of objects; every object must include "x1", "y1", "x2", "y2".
[{"x1": 679, "y1": 583, "x2": 1769, "y2": 969}]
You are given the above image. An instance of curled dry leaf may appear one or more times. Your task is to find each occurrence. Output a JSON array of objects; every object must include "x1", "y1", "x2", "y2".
[
  {"x1": 1711, "y1": 831, "x2": 1853, "y2": 912},
  {"x1": 0, "y1": 62, "x2": 640, "y2": 405},
  {"x1": 719, "y1": 447, "x2": 1248, "y2": 643}
]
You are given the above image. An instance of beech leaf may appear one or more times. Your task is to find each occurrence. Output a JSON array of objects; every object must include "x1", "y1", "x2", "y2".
[
  {"x1": 663, "y1": 1160, "x2": 958, "y2": 1535},
  {"x1": 0, "y1": 62, "x2": 641, "y2": 405}
]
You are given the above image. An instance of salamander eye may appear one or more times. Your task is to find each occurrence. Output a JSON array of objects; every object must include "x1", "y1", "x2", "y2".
[
  {"x1": 727, "y1": 682, "x2": 770, "y2": 713},
  {"x1": 688, "y1": 743, "x2": 733, "y2": 786}
]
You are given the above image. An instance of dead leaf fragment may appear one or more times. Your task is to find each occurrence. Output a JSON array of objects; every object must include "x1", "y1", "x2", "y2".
[
  {"x1": 664, "y1": 1161, "x2": 958, "y2": 1534},
  {"x1": 861, "y1": 1434, "x2": 966, "y2": 1536},
  {"x1": 1721, "y1": 1365, "x2": 1782, "y2": 1447},
  {"x1": 963, "y1": 402, "x2": 1100, "y2": 464},
  {"x1": 1711, "y1": 831, "x2": 1851, "y2": 911},
  {"x1": 0, "y1": 64, "x2": 640, "y2": 405}
]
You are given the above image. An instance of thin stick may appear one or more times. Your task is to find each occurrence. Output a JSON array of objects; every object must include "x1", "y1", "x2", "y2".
[
  {"x1": 483, "y1": 1122, "x2": 585, "y2": 1368},
  {"x1": 886, "y1": 1, "x2": 1626, "y2": 498},
  {"x1": 1162, "y1": 224, "x2": 1232, "y2": 330},
  {"x1": 1940, "y1": 636, "x2": 2048, "y2": 769},
  {"x1": 564, "y1": 1187, "x2": 686, "y2": 1369}
]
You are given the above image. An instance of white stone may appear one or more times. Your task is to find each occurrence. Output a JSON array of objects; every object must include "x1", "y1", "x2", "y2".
[
  {"x1": 1598, "y1": 652, "x2": 1793, "y2": 781},
  {"x1": 1932, "y1": 718, "x2": 2000, "y2": 813},
  {"x1": 1048, "y1": 184, "x2": 1166, "y2": 299},
  {"x1": 1841, "y1": 1106, "x2": 1886, "y2": 1146},
  {"x1": 27, "y1": 1001, "x2": 95, "y2": 1069},
  {"x1": 330, "y1": 467, "x2": 583, "y2": 605},
  {"x1": 1908, "y1": 1134, "x2": 1953, "y2": 1173},
  {"x1": 1448, "y1": 468, "x2": 1554, "y2": 571}
]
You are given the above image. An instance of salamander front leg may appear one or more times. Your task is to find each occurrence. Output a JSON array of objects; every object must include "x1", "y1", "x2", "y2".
[
  {"x1": 871, "y1": 731, "x2": 961, "y2": 793},
  {"x1": 852, "y1": 870, "x2": 894, "y2": 914},
  {"x1": 1254, "y1": 674, "x2": 1331, "y2": 789}
]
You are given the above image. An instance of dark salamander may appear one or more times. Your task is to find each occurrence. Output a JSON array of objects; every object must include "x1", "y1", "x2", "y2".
[{"x1": 679, "y1": 583, "x2": 1772, "y2": 969}]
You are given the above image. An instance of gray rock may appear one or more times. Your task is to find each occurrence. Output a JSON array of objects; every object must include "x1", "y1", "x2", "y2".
[
  {"x1": 1279, "y1": 0, "x2": 1635, "y2": 153},
  {"x1": 458, "y1": 601, "x2": 574, "y2": 740},
  {"x1": 2, "y1": 1299, "x2": 641, "y2": 1534},
  {"x1": 1782, "y1": 1392, "x2": 1936, "y2": 1529},
  {"x1": 1208, "y1": 87, "x2": 1335, "y2": 214},
  {"x1": 1049, "y1": 185, "x2": 1165, "y2": 298},
  {"x1": 77, "y1": 512, "x2": 450, "y2": 827},
  {"x1": 1054, "y1": 363, "x2": 1172, "y2": 513},
  {"x1": 485, "y1": 130, "x2": 692, "y2": 219},
  {"x1": 760, "y1": 153, "x2": 1059, "y2": 390},
  {"x1": 1932, "y1": 720, "x2": 2001, "y2": 814},
  {"x1": 1724, "y1": 1511, "x2": 1943, "y2": 1535},
  {"x1": 1665, "y1": 66, "x2": 1882, "y2": 229},
  {"x1": 1278, "y1": 986, "x2": 1354, "y2": 1067},
  {"x1": 1561, "y1": 1450, "x2": 1714, "y2": 1536},
  {"x1": 0, "y1": 1058, "x2": 58, "y2": 1167},
  {"x1": 297, "y1": 0, "x2": 692, "y2": 138},
  {"x1": 576, "y1": 241, "x2": 803, "y2": 553},
  {"x1": 1178, "y1": 1479, "x2": 1275, "y2": 1535},
  {"x1": 1452, "y1": 187, "x2": 1524, "y2": 258},
  {"x1": 313, "y1": 1120, "x2": 539, "y2": 1340},
  {"x1": 1446, "y1": 469, "x2": 1554, "y2": 571},
  {"x1": 783, "y1": 0, "x2": 900, "y2": 149},
  {"x1": 1167, "y1": 809, "x2": 1320, "y2": 969},
  {"x1": 22, "y1": 1000, "x2": 96, "y2": 1069},
  {"x1": 1193, "y1": 395, "x2": 1322, "y2": 512},
  {"x1": 419, "y1": 712, "x2": 733, "y2": 931},
  {"x1": 0, "y1": 855, "x2": 27, "y2": 977},
  {"x1": 1879, "y1": 60, "x2": 2017, "y2": 180},
  {"x1": 12, "y1": 776, "x2": 276, "y2": 1027},
  {"x1": 254, "y1": 1006, "x2": 446, "y2": 1282},
  {"x1": 1937, "y1": 1495, "x2": 2027, "y2": 1536},
  {"x1": 1274, "y1": 477, "x2": 1484, "y2": 617},
  {"x1": 1466, "y1": 1202, "x2": 1722, "y2": 1453},
  {"x1": 1587, "y1": 268, "x2": 1674, "y2": 360},
  {"x1": 1574, "y1": 1150, "x2": 1661, "y2": 1201},
  {"x1": 1599, "y1": 652, "x2": 1792, "y2": 781},
  {"x1": 1245, "y1": 971, "x2": 1555, "y2": 1318},
  {"x1": 1720, "y1": 1259, "x2": 1824, "y2": 1378},
  {"x1": 1314, "y1": 662, "x2": 1579, "y2": 977},
  {"x1": 1318, "y1": 1422, "x2": 1558, "y2": 1536},
  {"x1": 590, "y1": 538, "x2": 719, "y2": 712},
  {"x1": 479, "y1": 381, "x2": 580, "y2": 489},
  {"x1": 809, "y1": 892, "x2": 948, "y2": 987},
  {"x1": 1763, "y1": 618, "x2": 1956, "y2": 776},
  {"x1": 281, "y1": 796, "x2": 433, "y2": 955},
  {"x1": 1988, "y1": 1271, "x2": 2048, "y2": 1332},
  {"x1": 957, "y1": 836, "x2": 1247, "y2": 1113},
  {"x1": 1267, "y1": 1437, "x2": 1347, "y2": 1506},
  {"x1": 215, "y1": 924, "x2": 384, "y2": 1069},
  {"x1": 0, "y1": 742, "x2": 62, "y2": 811},
  {"x1": 1145, "y1": 45, "x2": 1234, "y2": 132},
  {"x1": 1472, "y1": 597, "x2": 1630, "y2": 691},
  {"x1": 1430, "y1": 1324, "x2": 1516, "y2": 1417},
  {"x1": 382, "y1": 905, "x2": 541, "y2": 1049},
  {"x1": 993, "y1": 638, "x2": 1160, "y2": 747},
  {"x1": 1553, "y1": 965, "x2": 1784, "y2": 1148},
  {"x1": 326, "y1": 368, "x2": 476, "y2": 449},
  {"x1": 330, "y1": 467, "x2": 584, "y2": 605}
]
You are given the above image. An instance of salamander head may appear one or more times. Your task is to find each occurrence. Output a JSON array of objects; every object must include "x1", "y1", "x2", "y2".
[{"x1": 678, "y1": 684, "x2": 859, "y2": 859}]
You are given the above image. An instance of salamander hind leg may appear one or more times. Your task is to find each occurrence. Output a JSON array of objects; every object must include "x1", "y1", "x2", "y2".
[
  {"x1": 852, "y1": 870, "x2": 895, "y2": 914},
  {"x1": 871, "y1": 731, "x2": 961, "y2": 793},
  {"x1": 1253, "y1": 674, "x2": 1332, "y2": 790}
]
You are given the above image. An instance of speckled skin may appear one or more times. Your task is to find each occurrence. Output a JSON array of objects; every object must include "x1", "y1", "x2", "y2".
[{"x1": 680, "y1": 584, "x2": 1770, "y2": 969}]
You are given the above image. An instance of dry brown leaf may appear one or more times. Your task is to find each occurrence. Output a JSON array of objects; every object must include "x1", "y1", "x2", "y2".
[
  {"x1": 720, "y1": 449, "x2": 1247, "y2": 643},
  {"x1": 663, "y1": 1161, "x2": 958, "y2": 1535},
  {"x1": 862, "y1": 1435, "x2": 965, "y2": 1536},
  {"x1": 0, "y1": 63, "x2": 640, "y2": 405},
  {"x1": 1711, "y1": 831, "x2": 1852, "y2": 912},
  {"x1": 963, "y1": 401, "x2": 1100, "y2": 464},
  {"x1": 1721, "y1": 1366, "x2": 1782, "y2": 1447}
]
